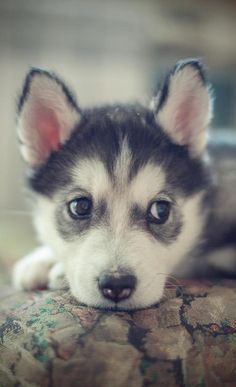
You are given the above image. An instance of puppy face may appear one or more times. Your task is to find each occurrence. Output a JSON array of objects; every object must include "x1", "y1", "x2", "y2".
[{"x1": 17, "y1": 60, "x2": 213, "y2": 309}]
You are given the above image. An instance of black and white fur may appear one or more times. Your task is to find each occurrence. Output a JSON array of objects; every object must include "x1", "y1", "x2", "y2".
[{"x1": 13, "y1": 59, "x2": 236, "y2": 310}]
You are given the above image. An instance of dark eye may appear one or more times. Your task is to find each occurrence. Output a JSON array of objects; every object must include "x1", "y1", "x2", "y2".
[
  {"x1": 68, "y1": 197, "x2": 93, "y2": 219},
  {"x1": 147, "y1": 200, "x2": 171, "y2": 224}
]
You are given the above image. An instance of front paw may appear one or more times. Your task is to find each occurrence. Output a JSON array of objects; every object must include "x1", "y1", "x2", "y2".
[
  {"x1": 13, "y1": 246, "x2": 57, "y2": 290},
  {"x1": 48, "y1": 262, "x2": 68, "y2": 290}
]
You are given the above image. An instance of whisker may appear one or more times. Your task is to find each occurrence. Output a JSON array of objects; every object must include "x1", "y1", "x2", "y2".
[{"x1": 141, "y1": 271, "x2": 182, "y2": 299}]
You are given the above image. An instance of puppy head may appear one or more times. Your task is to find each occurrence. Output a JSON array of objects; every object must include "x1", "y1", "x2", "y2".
[{"x1": 17, "y1": 60, "x2": 213, "y2": 309}]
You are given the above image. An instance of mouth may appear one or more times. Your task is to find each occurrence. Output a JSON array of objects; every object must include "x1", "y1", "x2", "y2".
[{"x1": 76, "y1": 296, "x2": 162, "y2": 312}]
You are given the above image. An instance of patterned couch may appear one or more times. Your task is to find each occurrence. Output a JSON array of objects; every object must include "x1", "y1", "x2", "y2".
[{"x1": 0, "y1": 279, "x2": 236, "y2": 386}]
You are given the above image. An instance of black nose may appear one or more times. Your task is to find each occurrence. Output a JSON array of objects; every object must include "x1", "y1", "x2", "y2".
[{"x1": 98, "y1": 272, "x2": 136, "y2": 303}]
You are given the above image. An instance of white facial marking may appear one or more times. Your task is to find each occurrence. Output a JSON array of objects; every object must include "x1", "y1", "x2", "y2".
[
  {"x1": 114, "y1": 138, "x2": 132, "y2": 189},
  {"x1": 71, "y1": 158, "x2": 111, "y2": 199},
  {"x1": 130, "y1": 163, "x2": 166, "y2": 207},
  {"x1": 30, "y1": 141, "x2": 207, "y2": 310}
]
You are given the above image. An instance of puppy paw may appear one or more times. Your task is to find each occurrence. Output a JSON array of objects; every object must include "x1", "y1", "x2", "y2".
[
  {"x1": 48, "y1": 262, "x2": 68, "y2": 290},
  {"x1": 13, "y1": 246, "x2": 57, "y2": 290}
]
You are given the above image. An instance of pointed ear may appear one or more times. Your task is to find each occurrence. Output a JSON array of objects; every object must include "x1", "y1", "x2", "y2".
[
  {"x1": 17, "y1": 68, "x2": 81, "y2": 167},
  {"x1": 152, "y1": 59, "x2": 213, "y2": 157}
]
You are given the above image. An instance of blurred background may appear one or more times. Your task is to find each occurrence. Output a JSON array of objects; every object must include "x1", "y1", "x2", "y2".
[{"x1": 1, "y1": 0, "x2": 236, "y2": 282}]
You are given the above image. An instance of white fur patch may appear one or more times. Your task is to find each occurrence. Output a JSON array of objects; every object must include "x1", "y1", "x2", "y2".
[
  {"x1": 130, "y1": 163, "x2": 166, "y2": 207},
  {"x1": 13, "y1": 246, "x2": 57, "y2": 290},
  {"x1": 71, "y1": 158, "x2": 111, "y2": 199},
  {"x1": 114, "y1": 138, "x2": 132, "y2": 189},
  {"x1": 48, "y1": 261, "x2": 68, "y2": 289}
]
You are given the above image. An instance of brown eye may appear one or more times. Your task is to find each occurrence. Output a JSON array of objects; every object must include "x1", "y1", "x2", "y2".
[
  {"x1": 147, "y1": 200, "x2": 170, "y2": 224},
  {"x1": 68, "y1": 197, "x2": 93, "y2": 219}
]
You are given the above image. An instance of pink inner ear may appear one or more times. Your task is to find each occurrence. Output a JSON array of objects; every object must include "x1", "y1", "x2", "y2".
[
  {"x1": 34, "y1": 105, "x2": 61, "y2": 157},
  {"x1": 175, "y1": 98, "x2": 196, "y2": 144}
]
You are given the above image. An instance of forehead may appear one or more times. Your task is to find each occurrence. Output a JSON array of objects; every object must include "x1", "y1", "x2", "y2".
[
  {"x1": 71, "y1": 149, "x2": 166, "y2": 205},
  {"x1": 70, "y1": 105, "x2": 168, "y2": 192},
  {"x1": 78, "y1": 104, "x2": 162, "y2": 176},
  {"x1": 68, "y1": 108, "x2": 168, "y2": 206},
  {"x1": 29, "y1": 104, "x2": 209, "y2": 197}
]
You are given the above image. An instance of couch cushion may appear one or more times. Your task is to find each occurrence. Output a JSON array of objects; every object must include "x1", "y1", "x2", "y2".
[{"x1": 0, "y1": 280, "x2": 236, "y2": 386}]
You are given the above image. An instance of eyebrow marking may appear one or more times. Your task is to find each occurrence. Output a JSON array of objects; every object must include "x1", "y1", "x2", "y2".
[
  {"x1": 129, "y1": 163, "x2": 166, "y2": 207},
  {"x1": 71, "y1": 158, "x2": 111, "y2": 198}
]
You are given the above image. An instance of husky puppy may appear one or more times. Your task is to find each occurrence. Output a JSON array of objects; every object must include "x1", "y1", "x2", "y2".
[{"x1": 13, "y1": 59, "x2": 236, "y2": 310}]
